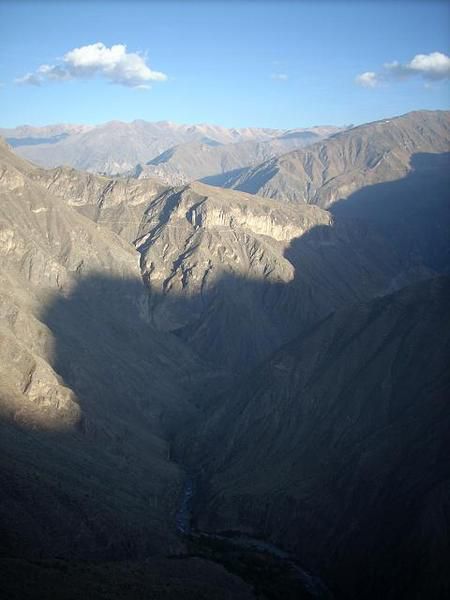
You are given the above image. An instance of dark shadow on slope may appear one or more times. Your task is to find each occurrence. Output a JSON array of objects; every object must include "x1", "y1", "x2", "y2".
[
  {"x1": 40, "y1": 275, "x2": 198, "y2": 433},
  {"x1": 200, "y1": 166, "x2": 249, "y2": 187},
  {"x1": 1, "y1": 152, "x2": 449, "y2": 597},
  {"x1": 281, "y1": 152, "x2": 450, "y2": 321},
  {"x1": 330, "y1": 152, "x2": 450, "y2": 272},
  {"x1": 27, "y1": 153, "x2": 450, "y2": 420},
  {"x1": 193, "y1": 277, "x2": 450, "y2": 600},
  {"x1": 186, "y1": 152, "x2": 450, "y2": 598},
  {"x1": 184, "y1": 154, "x2": 450, "y2": 379},
  {"x1": 0, "y1": 275, "x2": 202, "y2": 563}
]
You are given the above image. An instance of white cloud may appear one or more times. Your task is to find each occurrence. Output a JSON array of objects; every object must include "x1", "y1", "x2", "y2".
[
  {"x1": 15, "y1": 72, "x2": 42, "y2": 86},
  {"x1": 15, "y1": 42, "x2": 167, "y2": 88},
  {"x1": 271, "y1": 73, "x2": 288, "y2": 81},
  {"x1": 355, "y1": 71, "x2": 379, "y2": 88},
  {"x1": 386, "y1": 52, "x2": 450, "y2": 81},
  {"x1": 356, "y1": 51, "x2": 450, "y2": 89},
  {"x1": 37, "y1": 64, "x2": 72, "y2": 81}
]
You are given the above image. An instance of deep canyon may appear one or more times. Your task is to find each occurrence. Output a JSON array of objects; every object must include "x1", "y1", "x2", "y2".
[{"x1": 1, "y1": 110, "x2": 449, "y2": 599}]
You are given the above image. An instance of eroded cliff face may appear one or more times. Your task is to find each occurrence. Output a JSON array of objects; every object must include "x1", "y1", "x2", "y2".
[
  {"x1": 0, "y1": 109, "x2": 449, "y2": 599},
  {"x1": 135, "y1": 182, "x2": 337, "y2": 370},
  {"x1": 133, "y1": 178, "x2": 434, "y2": 372},
  {"x1": 0, "y1": 138, "x2": 201, "y2": 560},
  {"x1": 29, "y1": 166, "x2": 166, "y2": 243},
  {"x1": 137, "y1": 181, "x2": 329, "y2": 291}
]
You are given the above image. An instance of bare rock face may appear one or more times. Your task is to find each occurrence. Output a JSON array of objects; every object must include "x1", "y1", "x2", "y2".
[
  {"x1": 0, "y1": 137, "x2": 201, "y2": 560},
  {"x1": 0, "y1": 108, "x2": 449, "y2": 599},
  {"x1": 30, "y1": 166, "x2": 167, "y2": 243},
  {"x1": 222, "y1": 110, "x2": 450, "y2": 208},
  {"x1": 136, "y1": 181, "x2": 333, "y2": 369},
  {"x1": 138, "y1": 181, "x2": 328, "y2": 288},
  {"x1": 196, "y1": 276, "x2": 450, "y2": 600},
  {"x1": 135, "y1": 177, "x2": 436, "y2": 372}
]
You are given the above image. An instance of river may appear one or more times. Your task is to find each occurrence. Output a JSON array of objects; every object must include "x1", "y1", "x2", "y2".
[{"x1": 175, "y1": 477, "x2": 333, "y2": 599}]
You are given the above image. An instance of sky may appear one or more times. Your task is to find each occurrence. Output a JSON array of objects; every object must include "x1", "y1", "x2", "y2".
[{"x1": 0, "y1": 0, "x2": 449, "y2": 129}]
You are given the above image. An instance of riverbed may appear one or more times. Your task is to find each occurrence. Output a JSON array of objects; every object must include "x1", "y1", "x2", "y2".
[{"x1": 175, "y1": 477, "x2": 333, "y2": 599}]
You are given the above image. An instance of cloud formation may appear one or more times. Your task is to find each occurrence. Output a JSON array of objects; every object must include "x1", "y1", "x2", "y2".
[
  {"x1": 15, "y1": 42, "x2": 167, "y2": 89},
  {"x1": 356, "y1": 51, "x2": 450, "y2": 88},
  {"x1": 385, "y1": 52, "x2": 450, "y2": 81},
  {"x1": 15, "y1": 72, "x2": 42, "y2": 86},
  {"x1": 355, "y1": 71, "x2": 378, "y2": 88}
]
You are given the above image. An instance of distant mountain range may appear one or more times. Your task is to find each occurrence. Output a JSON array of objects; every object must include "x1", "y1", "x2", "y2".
[
  {"x1": 133, "y1": 127, "x2": 340, "y2": 185},
  {"x1": 0, "y1": 120, "x2": 341, "y2": 177}
]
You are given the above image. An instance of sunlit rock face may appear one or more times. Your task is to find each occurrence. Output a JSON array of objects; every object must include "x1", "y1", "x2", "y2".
[
  {"x1": 138, "y1": 181, "x2": 327, "y2": 290},
  {"x1": 29, "y1": 166, "x2": 166, "y2": 243},
  {"x1": 0, "y1": 284, "x2": 80, "y2": 431},
  {"x1": 222, "y1": 110, "x2": 450, "y2": 207},
  {"x1": 136, "y1": 181, "x2": 332, "y2": 369},
  {"x1": 0, "y1": 137, "x2": 202, "y2": 560},
  {"x1": 135, "y1": 169, "x2": 440, "y2": 372}
]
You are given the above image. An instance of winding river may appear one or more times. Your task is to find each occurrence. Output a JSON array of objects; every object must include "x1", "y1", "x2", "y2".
[{"x1": 175, "y1": 477, "x2": 333, "y2": 599}]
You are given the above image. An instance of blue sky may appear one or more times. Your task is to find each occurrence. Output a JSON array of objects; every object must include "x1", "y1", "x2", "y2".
[{"x1": 0, "y1": 0, "x2": 449, "y2": 128}]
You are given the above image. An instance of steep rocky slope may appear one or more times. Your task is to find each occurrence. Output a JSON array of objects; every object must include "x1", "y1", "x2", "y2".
[
  {"x1": 1, "y1": 107, "x2": 449, "y2": 599},
  {"x1": 136, "y1": 181, "x2": 330, "y2": 371},
  {"x1": 221, "y1": 110, "x2": 450, "y2": 208},
  {"x1": 29, "y1": 165, "x2": 167, "y2": 243},
  {"x1": 0, "y1": 138, "x2": 201, "y2": 560},
  {"x1": 134, "y1": 128, "x2": 340, "y2": 186},
  {"x1": 135, "y1": 178, "x2": 437, "y2": 372},
  {"x1": 195, "y1": 276, "x2": 450, "y2": 600},
  {"x1": 2, "y1": 120, "x2": 315, "y2": 175}
]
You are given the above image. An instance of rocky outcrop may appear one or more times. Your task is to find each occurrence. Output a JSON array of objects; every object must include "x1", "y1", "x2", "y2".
[
  {"x1": 135, "y1": 177, "x2": 437, "y2": 372},
  {"x1": 136, "y1": 181, "x2": 331, "y2": 369},
  {"x1": 30, "y1": 166, "x2": 166, "y2": 243}
]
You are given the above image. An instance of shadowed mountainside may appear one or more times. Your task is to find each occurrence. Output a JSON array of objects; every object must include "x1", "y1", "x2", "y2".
[
  {"x1": 134, "y1": 152, "x2": 449, "y2": 373},
  {"x1": 330, "y1": 152, "x2": 450, "y2": 272},
  {"x1": 0, "y1": 556, "x2": 257, "y2": 600},
  {"x1": 0, "y1": 134, "x2": 208, "y2": 561},
  {"x1": 0, "y1": 133, "x2": 260, "y2": 596},
  {"x1": 218, "y1": 110, "x2": 450, "y2": 208},
  {"x1": 1, "y1": 121, "x2": 450, "y2": 599},
  {"x1": 192, "y1": 275, "x2": 450, "y2": 600}
]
